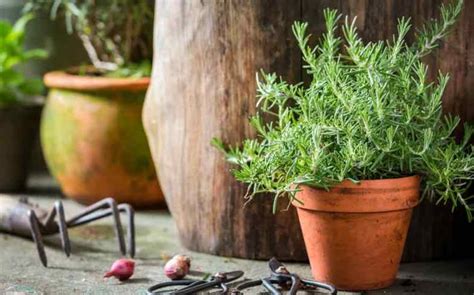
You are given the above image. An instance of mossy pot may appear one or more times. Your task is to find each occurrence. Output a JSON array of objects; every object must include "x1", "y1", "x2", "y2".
[{"x1": 41, "y1": 70, "x2": 164, "y2": 208}]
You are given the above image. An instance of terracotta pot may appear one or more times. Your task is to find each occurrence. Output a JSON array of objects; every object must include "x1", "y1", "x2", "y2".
[
  {"x1": 41, "y1": 71, "x2": 164, "y2": 208},
  {"x1": 293, "y1": 175, "x2": 420, "y2": 291}
]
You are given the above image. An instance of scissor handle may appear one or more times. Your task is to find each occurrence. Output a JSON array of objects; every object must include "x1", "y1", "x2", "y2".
[
  {"x1": 173, "y1": 270, "x2": 245, "y2": 295},
  {"x1": 146, "y1": 279, "x2": 202, "y2": 294},
  {"x1": 261, "y1": 274, "x2": 301, "y2": 295},
  {"x1": 233, "y1": 277, "x2": 296, "y2": 295},
  {"x1": 301, "y1": 279, "x2": 337, "y2": 295},
  {"x1": 262, "y1": 278, "x2": 283, "y2": 295},
  {"x1": 219, "y1": 270, "x2": 245, "y2": 283},
  {"x1": 174, "y1": 280, "x2": 224, "y2": 294},
  {"x1": 232, "y1": 279, "x2": 264, "y2": 294}
]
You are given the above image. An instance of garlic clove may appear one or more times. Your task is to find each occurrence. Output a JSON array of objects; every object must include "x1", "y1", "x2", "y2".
[
  {"x1": 164, "y1": 254, "x2": 191, "y2": 280},
  {"x1": 104, "y1": 258, "x2": 135, "y2": 281}
]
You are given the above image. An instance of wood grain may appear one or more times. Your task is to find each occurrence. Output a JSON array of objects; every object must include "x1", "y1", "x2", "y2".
[{"x1": 144, "y1": 0, "x2": 306, "y2": 260}]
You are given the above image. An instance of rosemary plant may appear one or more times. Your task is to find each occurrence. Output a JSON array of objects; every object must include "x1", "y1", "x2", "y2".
[
  {"x1": 24, "y1": 0, "x2": 153, "y2": 77},
  {"x1": 213, "y1": 0, "x2": 474, "y2": 220}
]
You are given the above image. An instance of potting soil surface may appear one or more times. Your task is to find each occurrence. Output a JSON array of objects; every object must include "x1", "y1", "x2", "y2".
[{"x1": 0, "y1": 174, "x2": 473, "y2": 295}]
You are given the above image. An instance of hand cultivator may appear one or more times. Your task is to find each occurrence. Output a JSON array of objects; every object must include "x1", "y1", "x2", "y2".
[{"x1": 0, "y1": 195, "x2": 134, "y2": 267}]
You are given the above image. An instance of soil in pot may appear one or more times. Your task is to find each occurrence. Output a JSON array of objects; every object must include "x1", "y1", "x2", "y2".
[
  {"x1": 293, "y1": 175, "x2": 420, "y2": 291},
  {"x1": 0, "y1": 104, "x2": 42, "y2": 191},
  {"x1": 41, "y1": 71, "x2": 164, "y2": 208}
]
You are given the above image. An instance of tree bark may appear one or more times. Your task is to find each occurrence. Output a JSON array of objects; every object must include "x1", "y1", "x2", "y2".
[{"x1": 144, "y1": 0, "x2": 306, "y2": 260}]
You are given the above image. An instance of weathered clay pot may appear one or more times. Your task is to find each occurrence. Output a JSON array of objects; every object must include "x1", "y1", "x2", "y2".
[
  {"x1": 293, "y1": 176, "x2": 420, "y2": 291},
  {"x1": 41, "y1": 71, "x2": 163, "y2": 207},
  {"x1": 0, "y1": 103, "x2": 41, "y2": 191}
]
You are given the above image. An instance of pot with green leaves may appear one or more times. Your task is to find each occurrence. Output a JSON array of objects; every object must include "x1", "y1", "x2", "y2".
[
  {"x1": 29, "y1": 0, "x2": 164, "y2": 207},
  {"x1": 0, "y1": 15, "x2": 46, "y2": 191},
  {"x1": 214, "y1": 0, "x2": 472, "y2": 290}
]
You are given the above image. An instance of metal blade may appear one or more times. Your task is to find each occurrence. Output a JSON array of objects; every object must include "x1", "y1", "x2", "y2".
[
  {"x1": 29, "y1": 210, "x2": 47, "y2": 267},
  {"x1": 55, "y1": 201, "x2": 71, "y2": 257},
  {"x1": 268, "y1": 257, "x2": 285, "y2": 273}
]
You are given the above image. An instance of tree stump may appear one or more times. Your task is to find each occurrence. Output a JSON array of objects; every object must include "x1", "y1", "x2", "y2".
[{"x1": 143, "y1": 0, "x2": 307, "y2": 260}]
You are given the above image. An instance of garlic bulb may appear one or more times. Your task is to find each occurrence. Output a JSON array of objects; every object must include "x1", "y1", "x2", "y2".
[
  {"x1": 104, "y1": 258, "x2": 135, "y2": 281},
  {"x1": 164, "y1": 254, "x2": 191, "y2": 280}
]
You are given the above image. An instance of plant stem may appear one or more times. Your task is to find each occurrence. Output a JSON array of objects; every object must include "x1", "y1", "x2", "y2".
[{"x1": 79, "y1": 34, "x2": 118, "y2": 72}]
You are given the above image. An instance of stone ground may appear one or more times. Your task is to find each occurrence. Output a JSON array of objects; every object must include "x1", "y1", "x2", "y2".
[{"x1": 0, "y1": 175, "x2": 473, "y2": 294}]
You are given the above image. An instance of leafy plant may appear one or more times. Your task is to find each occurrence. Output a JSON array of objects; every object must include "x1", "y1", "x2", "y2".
[
  {"x1": 24, "y1": 0, "x2": 154, "y2": 77},
  {"x1": 213, "y1": 0, "x2": 474, "y2": 220},
  {"x1": 0, "y1": 14, "x2": 47, "y2": 106}
]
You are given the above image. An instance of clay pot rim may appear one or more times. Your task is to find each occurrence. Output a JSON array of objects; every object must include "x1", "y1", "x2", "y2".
[
  {"x1": 44, "y1": 70, "x2": 150, "y2": 91},
  {"x1": 292, "y1": 175, "x2": 420, "y2": 213},
  {"x1": 295, "y1": 174, "x2": 420, "y2": 189}
]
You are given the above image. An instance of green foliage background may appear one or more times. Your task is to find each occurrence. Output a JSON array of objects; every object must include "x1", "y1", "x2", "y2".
[
  {"x1": 213, "y1": 0, "x2": 474, "y2": 220},
  {"x1": 25, "y1": 0, "x2": 154, "y2": 77}
]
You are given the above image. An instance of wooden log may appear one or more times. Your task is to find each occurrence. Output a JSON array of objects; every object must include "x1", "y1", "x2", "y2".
[{"x1": 144, "y1": 0, "x2": 307, "y2": 260}]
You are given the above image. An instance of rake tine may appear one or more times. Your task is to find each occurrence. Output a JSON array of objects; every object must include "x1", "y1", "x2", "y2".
[
  {"x1": 67, "y1": 198, "x2": 126, "y2": 256},
  {"x1": 67, "y1": 204, "x2": 134, "y2": 257},
  {"x1": 107, "y1": 199, "x2": 126, "y2": 256},
  {"x1": 55, "y1": 201, "x2": 71, "y2": 257},
  {"x1": 28, "y1": 210, "x2": 47, "y2": 267},
  {"x1": 121, "y1": 204, "x2": 135, "y2": 258}
]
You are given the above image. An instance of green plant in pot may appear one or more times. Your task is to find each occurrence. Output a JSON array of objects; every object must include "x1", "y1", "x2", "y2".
[
  {"x1": 0, "y1": 14, "x2": 47, "y2": 191},
  {"x1": 25, "y1": 0, "x2": 164, "y2": 207},
  {"x1": 213, "y1": 0, "x2": 472, "y2": 291}
]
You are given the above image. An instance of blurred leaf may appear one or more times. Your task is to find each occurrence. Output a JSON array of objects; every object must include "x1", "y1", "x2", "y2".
[
  {"x1": 25, "y1": 0, "x2": 154, "y2": 75},
  {"x1": 24, "y1": 48, "x2": 48, "y2": 59},
  {"x1": 12, "y1": 14, "x2": 34, "y2": 35},
  {"x1": 0, "y1": 21, "x2": 13, "y2": 39},
  {"x1": 18, "y1": 79, "x2": 44, "y2": 95},
  {"x1": 0, "y1": 15, "x2": 47, "y2": 104},
  {"x1": 105, "y1": 61, "x2": 152, "y2": 78}
]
